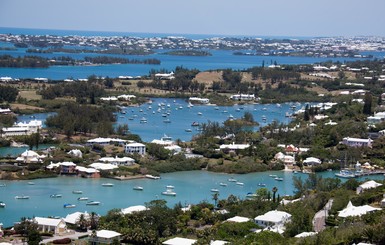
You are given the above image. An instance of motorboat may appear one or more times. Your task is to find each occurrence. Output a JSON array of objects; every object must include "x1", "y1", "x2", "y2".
[
  {"x1": 133, "y1": 186, "x2": 144, "y2": 191},
  {"x1": 258, "y1": 183, "x2": 266, "y2": 187},
  {"x1": 50, "y1": 194, "x2": 62, "y2": 198},
  {"x1": 140, "y1": 117, "x2": 147, "y2": 123},
  {"x1": 163, "y1": 118, "x2": 171, "y2": 123},
  {"x1": 185, "y1": 129, "x2": 192, "y2": 132},
  {"x1": 335, "y1": 169, "x2": 355, "y2": 178},
  {"x1": 228, "y1": 177, "x2": 237, "y2": 182},
  {"x1": 28, "y1": 182, "x2": 35, "y2": 185},
  {"x1": 236, "y1": 182, "x2": 244, "y2": 186},
  {"x1": 102, "y1": 183, "x2": 114, "y2": 187},
  {"x1": 0, "y1": 201, "x2": 5, "y2": 208},
  {"x1": 197, "y1": 112, "x2": 202, "y2": 116},
  {"x1": 166, "y1": 185, "x2": 175, "y2": 189},
  {"x1": 162, "y1": 190, "x2": 177, "y2": 196},
  {"x1": 269, "y1": 174, "x2": 277, "y2": 178},
  {"x1": 63, "y1": 204, "x2": 76, "y2": 208},
  {"x1": 72, "y1": 190, "x2": 83, "y2": 194},
  {"x1": 15, "y1": 195, "x2": 29, "y2": 199},
  {"x1": 0, "y1": 183, "x2": 6, "y2": 187},
  {"x1": 145, "y1": 174, "x2": 161, "y2": 180},
  {"x1": 274, "y1": 177, "x2": 284, "y2": 181},
  {"x1": 77, "y1": 197, "x2": 89, "y2": 201},
  {"x1": 246, "y1": 192, "x2": 258, "y2": 198},
  {"x1": 211, "y1": 188, "x2": 219, "y2": 192},
  {"x1": 191, "y1": 122, "x2": 200, "y2": 127},
  {"x1": 219, "y1": 182, "x2": 227, "y2": 187},
  {"x1": 86, "y1": 201, "x2": 101, "y2": 206}
]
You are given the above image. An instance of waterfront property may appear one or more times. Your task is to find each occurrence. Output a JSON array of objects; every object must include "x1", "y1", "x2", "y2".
[
  {"x1": 188, "y1": 97, "x2": 210, "y2": 104},
  {"x1": 230, "y1": 94, "x2": 258, "y2": 101},
  {"x1": 89, "y1": 230, "x2": 121, "y2": 245},
  {"x1": 124, "y1": 142, "x2": 146, "y2": 155},
  {"x1": 254, "y1": 210, "x2": 292, "y2": 232},
  {"x1": 356, "y1": 180, "x2": 383, "y2": 194},
  {"x1": 1, "y1": 120, "x2": 42, "y2": 137}
]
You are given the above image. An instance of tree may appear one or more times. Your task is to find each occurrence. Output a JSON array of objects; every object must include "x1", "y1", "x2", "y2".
[
  {"x1": 363, "y1": 93, "x2": 373, "y2": 115},
  {"x1": 243, "y1": 111, "x2": 254, "y2": 123},
  {"x1": 76, "y1": 214, "x2": 88, "y2": 231},
  {"x1": 272, "y1": 186, "x2": 278, "y2": 202}
]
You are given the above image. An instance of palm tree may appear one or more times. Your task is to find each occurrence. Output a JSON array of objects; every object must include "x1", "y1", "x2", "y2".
[
  {"x1": 212, "y1": 192, "x2": 219, "y2": 208},
  {"x1": 76, "y1": 214, "x2": 88, "y2": 231},
  {"x1": 272, "y1": 186, "x2": 278, "y2": 203},
  {"x1": 90, "y1": 212, "x2": 99, "y2": 230}
]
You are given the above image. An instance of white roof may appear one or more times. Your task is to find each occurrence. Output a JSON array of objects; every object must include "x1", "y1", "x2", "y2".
[
  {"x1": 126, "y1": 142, "x2": 146, "y2": 147},
  {"x1": 64, "y1": 212, "x2": 89, "y2": 224},
  {"x1": 121, "y1": 205, "x2": 147, "y2": 214},
  {"x1": 21, "y1": 150, "x2": 40, "y2": 157},
  {"x1": 163, "y1": 237, "x2": 197, "y2": 245},
  {"x1": 151, "y1": 139, "x2": 174, "y2": 145},
  {"x1": 75, "y1": 166, "x2": 100, "y2": 173},
  {"x1": 99, "y1": 156, "x2": 135, "y2": 163},
  {"x1": 210, "y1": 241, "x2": 229, "y2": 245},
  {"x1": 226, "y1": 216, "x2": 250, "y2": 223},
  {"x1": 358, "y1": 180, "x2": 382, "y2": 190},
  {"x1": 254, "y1": 210, "x2": 292, "y2": 223},
  {"x1": 58, "y1": 161, "x2": 76, "y2": 167},
  {"x1": 96, "y1": 229, "x2": 121, "y2": 239},
  {"x1": 338, "y1": 201, "x2": 381, "y2": 218},
  {"x1": 295, "y1": 231, "x2": 317, "y2": 238},
  {"x1": 89, "y1": 163, "x2": 118, "y2": 170},
  {"x1": 219, "y1": 143, "x2": 250, "y2": 150},
  {"x1": 303, "y1": 157, "x2": 321, "y2": 164},
  {"x1": 34, "y1": 217, "x2": 64, "y2": 227}
]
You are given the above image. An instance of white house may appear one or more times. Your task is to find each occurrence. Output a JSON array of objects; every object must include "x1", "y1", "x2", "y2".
[
  {"x1": 356, "y1": 180, "x2": 383, "y2": 194},
  {"x1": 64, "y1": 212, "x2": 90, "y2": 225},
  {"x1": 219, "y1": 143, "x2": 250, "y2": 151},
  {"x1": 87, "y1": 137, "x2": 127, "y2": 146},
  {"x1": 98, "y1": 156, "x2": 135, "y2": 166},
  {"x1": 16, "y1": 150, "x2": 45, "y2": 164},
  {"x1": 68, "y1": 149, "x2": 83, "y2": 158},
  {"x1": 117, "y1": 94, "x2": 136, "y2": 101},
  {"x1": 342, "y1": 137, "x2": 373, "y2": 148},
  {"x1": 121, "y1": 205, "x2": 148, "y2": 214},
  {"x1": 338, "y1": 201, "x2": 381, "y2": 218},
  {"x1": 2, "y1": 120, "x2": 42, "y2": 137},
  {"x1": 125, "y1": 142, "x2": 146, "y2": 155},
  {"x1": 230, "y1": 94, "x2": 256, "y2": 101},
  {"x1": 188, "y1": 97, "x2": 210, "y2": 104},
  {"x1": 303, "y1": 157, "x2": 322, "y2": 166},
  {"x1": 226, "y1": 216, "x2": 251, "y2": 223},
  {"x1": 254, "y1": 210, "x2": 292, "y2": 228},
  {"x1": 33, "y1": 217, "x2": 68, "y2": 234},
  {"x1": 89, "y1": 230, "x2": 121, "y2": 245}
]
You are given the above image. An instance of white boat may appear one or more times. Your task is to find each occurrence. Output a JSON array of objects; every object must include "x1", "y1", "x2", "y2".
[
  {"x1": 211, "y1": 188, "x2": 219, "y2": 192},
  {"x1": 145, "y1": 174, "x2": 161, "y2": 180},
  {"x1": 163, "y1": 118, "x2": 171, "y2": 123},
  {"x1": 191, "y1": 122, "x2": 200, "y2": 127},
  {"x1": 219, "y1": 182, "x2": 227, "y2": 187},
  {"x1": 102, "y1": 183, "x2": 114, "y2": 187},
  {"x1": 133, "y1": 186, "x2": 144, "y2": 191},
  {"x1": 162, "y1": 190, "x2": 177, "y2": 196},
  {"x1": 0, "y1": 201, "x2": 6, "y2": 208},
  {"x1": 77, "y1": 197, "x2": 89, "y2": 201},
  {"x1": 269, "y1": 174, "x2": 277, "y2": 178},
  {"x1": 274, "y1": 177, "x2": 284, "y2": 181},
  {"x1": 140, "y1": 117, "x2": 147, "y2": 123},
  {"x1": 228, "y1": 177, "x2": 237, "y2": 182},
  {"x1": 236, "y1": 182, "x2": 244, "y2": 186},
  {"x1": 246, "y1": 192, "x2": 258, "y2": 198},
  {"x1": 50, "y1": 194, "x2": 62, "y2": 198},
  {"x1": 258, "y1": 183, "x2": 266, "y2": 187},
  {"x1": 63, "y1": 204, "x2": 76, "y2": 208},
  {"x1": 197, "y1": 112, "x2": 202, "y2": 115},
  {"x1": 0, "y1": 183, "x2": 6, "y2": 187},
  {"x1": 185, "y1": 129, "x2": 192, "y2": 132},
  {"x1": 15, "y1": 195, "x2": 29, "y2": 199},
  {"x1": 86, "y1": 201, "x2": 101, "y2": 206},
  {"x1": 335, "y1": 170, "x2": 355, "y2": 178},
  {"x1": 72, "y1": 190, "x2": 83, "y2": 194},
  {"x1": 28, "y1": 182, "x2": 35, "y2": 185},
  {"x1": 166, "y1": 185, "x2": 175, "y2": 189}
]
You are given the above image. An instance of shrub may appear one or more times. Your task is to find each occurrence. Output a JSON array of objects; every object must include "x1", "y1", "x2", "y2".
[{"x1": 52, "y1": 238, "x2": 72, "y2": 244}]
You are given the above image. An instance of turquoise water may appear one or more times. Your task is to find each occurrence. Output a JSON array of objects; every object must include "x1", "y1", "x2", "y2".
[{"x1": 0, "y1": 170, "x2": 383, "y2": 227}]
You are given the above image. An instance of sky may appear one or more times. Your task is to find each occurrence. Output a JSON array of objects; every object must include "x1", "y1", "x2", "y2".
[{"x1": 1, "y1": 0, "x2": 385, "y2": 37}]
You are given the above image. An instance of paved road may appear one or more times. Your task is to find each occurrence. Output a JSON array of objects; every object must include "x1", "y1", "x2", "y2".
[
  {"x1": 313, "y1": 199, "x2": 334, "y2": 232},
  {"x1": 41, "y1": 231, "x2": 91, "y2": 244}
]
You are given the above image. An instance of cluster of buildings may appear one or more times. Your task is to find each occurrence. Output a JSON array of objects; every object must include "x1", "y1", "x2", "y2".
[{"x1": 1, "y1": 120, "x2": 43, "y2": 137}]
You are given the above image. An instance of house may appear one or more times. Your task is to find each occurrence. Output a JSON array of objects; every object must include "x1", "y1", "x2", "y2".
[
  {"x1": 356, "y1": 180, "x2": 383, "y2": 194},
  {"x1": 338, "y1": 201, "x2": 381, "y2": 218},
  {"x1": 219, "y1": 143, "x2": 250, "y2": 151},
  {"x1": 33, "y1": 217, "x2": 68, "y2": 234},
  {"x1": 15, "y1": 150, "x2": 46, "y2": 164},
  {"x1": 254, "y1": 210, "x2": 291, "y2": 228},
  {"x1": 165, "y1": 145, "x2": 182, "y2": 154},
  {"x1": 1, "y1": 120, "x2": 43, "y2": 137},
  {"x1": 64, "y1": 212, "x2": 90, "y2": 225},
  {"x1": 68, "y1": 149, "x2": 83, "y2": 158},
  {"x1": 117, "y1": 94, "x2": 136, "y2": 101},
  {"x1": 88, "y1": 163, "x2": 118, "y2": 171},
  {"x1": 58, "y1": 161, "x2": 77, "y2": 174},
  {"x1": 121, "y1": 205, "x2": 148, "y2": 214},
  {"x1": 303, "y1": 157, "x2": 322, "y2": 166},
  {"x1": 87, "y1": 137, "x2": 127, "y2": 146},
  {"x1": 89, "y1": 230, "x2": 121, "y2": 245},
  {"x1": 125, "y1": 142, "x2": 146, "y2": 155},
  {"x1": 226, "y1": 216, "x2": 251, "y2": 223},
  {"x1": 76, "y1": 166, "x2": 100, "y2": 178},
  {"x1": 98, "y1": 156, "x2": 135, "y2": 166},
  {"x1": 162, "y1": 237, "x2": 197, "y2": 245},
  {"x1": 230, "y1": 94, "x2": 256, "y2": 101},
  {"x1": 342, "y1": 137, "x2": 373, "y2": 148},
  {"x1": 188, "y1": 97, "x2": 209, "y2": 104}
]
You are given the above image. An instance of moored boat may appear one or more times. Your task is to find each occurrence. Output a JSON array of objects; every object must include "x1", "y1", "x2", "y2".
[
  {"x1": 78, "y1": 197, "x2": 89, "y2": 201},
  {"x1": 219, "y1": 182, "x2": 227, "y2": 187},
  {"x1": 0, "y1": 201, "x2": 5, "y2": 208},
  {"x1": 274, "y1": 177, "x2": 284, "y2": 181},
  {"x1": 228, "y1": 177, "x2": 237, "y2": 182},
  {"x1": 166, "y1": 185, "x2": 175, "y2": 189},
  {"x1": 162, "y1": 190, "x2": 177, "y2": 196},
  {"x1": 102, "y1": 183, "x2": 114, "y2": 187},
  {"x1": 211, "y1": 188, "x2": 219, "y2": 192},
  {"x1": 63, "y1": 204, "x2": 76, "y2": 208},
  {"x1": 133, "y1": 186, "x2": 144, "y2": 191},
  {"x1": 236, "y1": 182, "x2": 244, "y2": 186},
  {"x1": 145, "y1": 174, "x2": 161, "y2": 180},
  {"x1": 258, "y1": 183, "x2": 266, "y2": 187},
  {"x1": 15, "y1": 195, "x2": 29, "y2": 199},
  {"x1": 86, "y1": 201, "x2": 101, "y2": 206},
  {"x1": 50, "y1": 194, "x2": 62, "y2": 198},
  {"x1": 72, "y1": 190, "x2": 83, "y2": 194},
  {"x1": 246, "y1": 192, "x2": 258, "y2": 198},
  {"x1": 335, "y1": 169, "x2": 355, "y2": 178}
]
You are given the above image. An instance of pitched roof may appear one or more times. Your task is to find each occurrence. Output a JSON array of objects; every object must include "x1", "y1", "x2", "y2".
[
  {"x1": 254, "y1": 210, "x2": 291, "y2": 223},
  {"x1": 96, "y1": 230, "x2": 121, "y2": 239},
  {"x1": 163, "y1": 237, "x2": 197, "y2": 245},
  {"x1": 34, "y1": 217, "x2": 64, "y2": 226}
]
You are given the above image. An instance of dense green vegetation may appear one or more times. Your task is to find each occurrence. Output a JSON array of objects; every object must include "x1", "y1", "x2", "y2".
[
  {"x1": 0, "y1": 85, "x2": 19, "y2": 102},
  {"x1": 163, "y1": 50, "x2": 212, "y2": 56},
  {"x1": 84, "y1": 56, "x2": 160, "y2": 65},
  {"x1": 0, "y1": 54, "x2": 49, "y2": 68}
]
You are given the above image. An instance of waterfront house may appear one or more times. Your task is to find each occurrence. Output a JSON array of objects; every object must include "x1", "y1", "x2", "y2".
[
  {"x1": 230, "y1": 94, "x2": 256, "y2": 101},
  {"x1": 76, "y1": 166, "x2": 100, "y2": 178},
  {"x1": 64, "y1": 212, "x2": 90, "y2": 225},
  {"x1": 342, "y1": 137, "x2": 373, "y2": 148},
  {"x1": 16, "y1": 150, "x2": 45, "y2": 164},
  {"x1": 188, "y1": 97, "x2": 210, "y2": 104},
  {"x1": 89, "y1": 230, "x2": 121, "y2": 245},
  {"x1": 165, "y1": 145, "x2": 182, "y2": 154},
  {"x1": 87, "y1": 137, "x2": 128, "y2": 146},
  {"x1": 254, "y1": 210, "x2": 292, "y2": 229},
  {"x1": 33, "y1": 217, "x2": 68, "y2": 235},
  {"x1": 117, "y1": 94, "x2": 136, "y2": 101},
  {"x1": 89, "y1": 162, "x2": 118, "y2": 170},
  {"x1": 98, "y1": 156, "x2": 135, "y2": 166},
  {"x1": 121, "y1": 205, "x2": 148, "y2": 214},
  {"x1": 1, "y1": 120, "x2": 42, "y2": 137},
  {"x1": 125, "y1": 142, "x2": 146, "y2": 155},
  {"x1": 163, "y1": 237, "x2": 197, "y2": 245},
  {"x1": 338, "y1": 201, "x2": 381, "y2": 218},
  {"x1": 58, "y1": 161, "x2": 77, "y2": 174},
  {"x1": 356, "y1": 180, "x2": 383, "y2": 194},
  {"x1": 303, "y1": 157, "x2": 322, "y2": 166}
]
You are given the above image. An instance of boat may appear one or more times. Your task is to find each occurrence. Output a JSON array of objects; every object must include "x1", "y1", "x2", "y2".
[
  {"x1": 50, "y1": 194, "x2": 62, "y2": 198},
  {"x1": 86, "y1": 201, "x2": 101, "y2": 206},
  {"x1": 0, "y1": 183, "x2": 6, "y2": 187},
  {"x1": 166, "y1": 185, "x2": 175, "y2": 189},
  {"x1": 228, "y1": 114, "x2": 234, "y2": 120},
  {"x1": 246, "y1": 192, "x2": 258, "y2": 198},
  {"x1": 293, "y1": 170, "x2": 298, "y2": 174},
  {"x1": 211, "y1": 188, "x2": 219, "y2": 192},
  {"x1": 28, "y1": 182, "x2": 35, "y2": 185},
  {"x1": 0, "y1": 201, "x2": 5, "y2": 208},
  {"x1": 197, "y1": 112, "x2": 202, "y2": 116},
  {"x1": 145, "y1": 174, "x2": 161, "y2": 180},
  {"x1": 269, "y1": 174, "x2": 277, "y2": 178},
  {"x1": 191, "y1": 121, "x2": 200, "y2": 127},
  {"x1": 219, "y1": 182, "x2": 227, "y2": 187},
  {"x1": 72, "y1": 190, "x2": 83, "y2": 194},
  {"x1": 77, "y1": 197, "x2": 89, "y2": 201},
  {"x1": 228, "y1": 177, "x2": 237, "y2": 182},
  {"x1": 274, "y1": 177, "x2": 284, "y2": 181},
  {"x1": 63, "y1": 204, "x2": 76, "y2": 208},
  {"x1": 140, "y1": 117, "x2": 147, "y2": 123},
  {"x1": 133, "y1": 186, "x2": 144, "y2": 191},
  {"x1": 236, "y1": 182, "x2": 244, "y2": 186},
  {"x1": 163, "y1": 118, "x2": 171, "y2": 123},
  {"x1": 185, "y1": 129, "x2": 192, "y2": 132},
  {"x1": 214, "y1": 107, "x2": 219, "y2": 110},
  {"x1": 258, "y1": 183, "x2": 266, "y2": 187},
  {"x1": 162, "y1": 190, "x2": 177, "y2": 196},
  {"x1": 335, "y1": 169, "x2": 355, "y2": 178},
  {"x1": 327, "y1": 169, "x2": 333, "y2": 172},
  {"x1": 102, "y1": 183, "x2": 114, "y2": 187},
  {"x1": 15, "y1": 195, "x2": 30, "y2": 199}
]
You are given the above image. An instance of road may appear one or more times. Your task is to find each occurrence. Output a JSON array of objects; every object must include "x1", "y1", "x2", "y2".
[{"x1": 313, "y1": 199, "x2": 334, "y2": 232}]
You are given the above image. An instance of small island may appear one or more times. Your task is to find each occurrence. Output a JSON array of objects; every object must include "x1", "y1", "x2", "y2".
[{"x1": 162, "y1": 50, "x2": 212, "y2": 56}]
